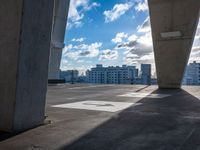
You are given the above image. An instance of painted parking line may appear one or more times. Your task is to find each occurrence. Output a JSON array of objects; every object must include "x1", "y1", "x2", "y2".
[
  {"x1": 118, "y1": 92, "x2": 170, "y2": 98},
  {"x1": 51, "y1": 100, "x2": 134, "y2": 112}
]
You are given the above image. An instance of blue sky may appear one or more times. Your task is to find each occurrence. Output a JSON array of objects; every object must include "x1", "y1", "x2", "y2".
[{"x1": 60, "y1": 0, "x2": 200, "y2": 75}]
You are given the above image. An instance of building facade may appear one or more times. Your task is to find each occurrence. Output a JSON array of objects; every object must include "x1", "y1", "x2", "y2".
[
  {"x1": 60, "y1": 70, "x2": 79, "y2": 83},
  {"x1": 141, "y1": 64, "x2": 151, "y2": 85},
  {"x1": 182, "y1": 61, "x2": 200, "y2": 85},
  {"x1": 86, "y1": 64, "x2": 138, "y2": 84}
]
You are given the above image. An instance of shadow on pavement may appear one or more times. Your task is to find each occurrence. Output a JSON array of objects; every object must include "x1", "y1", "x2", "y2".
[
  {"x1": 60, "y1": 89, "x2": 200, "y2": 150},
  {"x1": 0, "y1": 132, "x2": 16, "y2": 142}
]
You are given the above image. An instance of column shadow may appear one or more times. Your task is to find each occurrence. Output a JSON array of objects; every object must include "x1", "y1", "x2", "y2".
[
  {"x1": 0, "y1": 132, "x2": 16, "y2": 141},
  {"x1": 60, "y1": 88, "x2": 200, "y2": 150}
]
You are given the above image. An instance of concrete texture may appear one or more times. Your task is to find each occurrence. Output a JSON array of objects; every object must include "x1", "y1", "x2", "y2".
[
  {"x1": 0, "y1": 0, "x2": 23, "y2": 132},
  {"x1": 0, "y1": 0, "x2": 54, "y2": 132},
  {"x1": 148, "y1": 0, "x2": 200, "y2": 88},
  {"x1": 48, "y1": 0, "x2": 70, "y2": 80},
  {"x1": 1, "y1": 84, "x2": 200, "y2": 150}
]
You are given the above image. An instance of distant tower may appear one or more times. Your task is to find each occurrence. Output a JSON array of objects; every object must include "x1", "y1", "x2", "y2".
[
  {"x1": 183, "y1": 61, "x2": 200, "y2": 85},
  {"x1": 141, "y1": 64, "x2": 151, "y2": 85}
]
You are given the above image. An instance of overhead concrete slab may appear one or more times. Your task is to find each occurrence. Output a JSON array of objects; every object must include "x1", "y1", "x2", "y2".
[
  {"x1": 48, "y1": 0, "x2": 70, "y2": 80},
  {"x1": 148, "y1": 0, "x2": 200, "y2": 88}
]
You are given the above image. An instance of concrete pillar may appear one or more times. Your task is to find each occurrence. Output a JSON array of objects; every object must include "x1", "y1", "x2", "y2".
[
  {"x1": 48, "y1": 0, "x2": 70, "y2": 81},
  {"x1": 148, "y1": 0, "x2": 200, "y2": 88},
  {"x1": 0, "y1": 0, "x2": 54, "y2": 132}
]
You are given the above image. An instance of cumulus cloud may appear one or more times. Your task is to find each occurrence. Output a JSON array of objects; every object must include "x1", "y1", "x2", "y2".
[
  {"x1": 68, "y1": 0, "x2": 100, "y2": 29},
  {"x1": 192, "y1": 46, "x2": 200, "y2": 52},
  {"x1": 99, "y1": 49, "x2": 118, "y2": 60},
  {"x1": 118, "y1": 41, "x2": 137, "y2": 48},
  {"x1": 62, "y1": 44, "x2": 73, "y2": 54},
  {"x1": 112, "y1": 32, "x2": 128, "y2": 43},
  {"x1": 125, "y1": 52, "x2": 154, "y2": 65},
  {"x1": 137, "y1": 17, "x2": 150, "y2": 33},
  {"x1": 77, "y1": 59, "x2": 85, "y2": 63},
  {"x1": 135, "y1": 0, "x2": 148, "y2": 12},
  {"x1": 110, "y1": 16, "x2": 154, "y2": 71},
  {"x1": 128, "y1": 34, "x2": 137, "y2": 42},
  {"x1": 122, "y1": 36, "x2": 153, "y2": 58},
  {"x1": 189, "y1": 49, "x2": 200, "y2": 63},
  {"x1": 115, "y1": 18, "x2": 153, "y2": 60},
  {"x1": 104, "y1": 2, "x2": 133, "y2": 23},
  {"x1": 125, "y1": 32, "x2": 153, "y2": 64},
  {"x1": 62, "y1": 42, "x2": 102, "y2": 60},
  {"x1": 137, "y1": 31, "x2": 152, "y2": 47},
  {"x1": 60, "y1": 59, "x2": 69, "y2": 70},
  {"x1": 193, "y1": 21, "x2": 200, "y2": 47},
  {"x1": 84, "y1": 2, "x2": 100, "y2": 10},
  {"x1": 71, "y1": 37, "x2": 86, "y2": 42},
  {"x1": 189, "y1": 19, "x2": 200, "y2": 62}
]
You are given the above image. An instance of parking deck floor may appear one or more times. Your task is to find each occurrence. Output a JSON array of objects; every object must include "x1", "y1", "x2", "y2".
[{"x1": 0, "y1": 84, "x2": 200, "y2": 150}]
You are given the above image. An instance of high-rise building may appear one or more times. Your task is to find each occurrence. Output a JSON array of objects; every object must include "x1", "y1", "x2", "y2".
[
  {"x1": 87, "y1": 64, "x2": 138, "y2": 84},
  {"x1": 141, "y1": 64, "x2": 151, "y2": 85},
  {"x1": 182, "y1": 61, "x2": 200, "y2": 85}
]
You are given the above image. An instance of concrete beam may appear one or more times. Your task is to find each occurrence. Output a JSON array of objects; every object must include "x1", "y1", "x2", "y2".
[
  {"x1": 148, "y1": 0, "x2": 200, "y2": 88},
  {"x1": 48, "y1": 0, "x2": 70, "y2": 80},
  {"x1": 0, "y1": 0, "x2": 54, "y2": 132}
]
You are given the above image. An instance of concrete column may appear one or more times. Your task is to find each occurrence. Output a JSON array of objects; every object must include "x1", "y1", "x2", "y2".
[
  {"x1": 0, "y1": 0, "x2": 54, "y2": 132},
  {"x1": 48, "y1": 0, "x2": 70, "y2": 80},
  {"x1": 148, "y1": 0, "x2": 200, "y2": 88}
]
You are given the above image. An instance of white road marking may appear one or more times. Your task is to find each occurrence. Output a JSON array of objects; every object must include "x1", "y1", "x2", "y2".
[
  {"x1": 52, "y1": 100, "x2": 134, "y2": 112},
  {"x1": 118, "y1": 92, "x2": 170, "y2": 98}
]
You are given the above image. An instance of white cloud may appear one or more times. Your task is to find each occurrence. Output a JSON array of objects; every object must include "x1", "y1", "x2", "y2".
[
  {"x1": 128, "y1": 34, "x2": 137, "y2": 42},
  {"x1": 137, "y1": 17, "x2": 150, "y2": 33},
  {"x1": 68, "y1": 0, "x2": 86, "y2": 24},
  {"x1": 193, "y1": 20, "x2": 200, "y2": 46},
  {"x1": 135, "y1": 0, "x2": 148, "y2": 12},
  {"x1": 113, "y1": 17, "x2": 152, "y2": 47},
  {"x1": 71, "y1": 37, "x2": 86, "y2": 42},
  {"x1": 60, "y1": 60, "x2": 93, "y2": 73},
  {"x1": 111, "y1": 16, "x2": 155, "y2": 72},
  {"x1": 112, "y1": 32, "x2": 128, "y2": 43},
  {"x1": 124, "y1": 53, "x2": 139, "y2": 64},
  {"x1": 77, "y1": 59, "x2": 85, "y2": 63},
  {"x1": 99, "y1": 49, "x2": 118, "y2": 60},
  {"x1": 62, "y1": 44, "x2": 73, "y2": 54},
  {"x1": 137, "y1": 31, "x2": 152, "y2": 47},
  {"x1": 138, "y1": 52, "x2": 154, "y2": 61},
  {"x1": 84, "y1": 2, "x2": 100, "y2": 10},
  {"x1": 192, "y1": 46, "x2": 200, "y2": 52},
  {"x1": 60, "y1": 59, "x2": 69, "y2": 70},
  {"x1": 188, "y1": 49, "x2": 200, "y2": 63},
  {"x1": 189, "y1": 18, "x2": 200, "y2": 63},
  {"x1": 67, "y1": 0, "x2": 100, "y2": 29},
  {"x1": 62, "y1": 42, "x2": 102, "y2": 60},
  {"x1": 104, "y1": 3, "x2": 133, "y2": 23}
]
